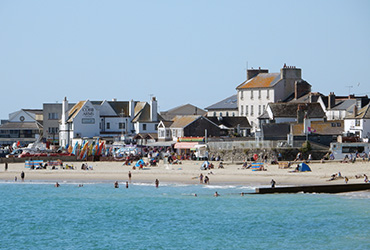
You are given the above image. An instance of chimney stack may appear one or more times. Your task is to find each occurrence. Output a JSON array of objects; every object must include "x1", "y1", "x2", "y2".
[
  {"x1": 353, "y1": 105, "x2": 358, "y2": 117},
  {"x1": 129, "y1": 99, "x2": 135, "y2": 119},
  {"x1": 328, "y1": 92, "x2": 335, "y2": 109},
  {"x1": 297, "y1": 104, "x2": 306, "y2": 123},
  {"x1": 247, "y1": 68, "x2": 269, "y2": 80},
  {"x1": 294, "y1": 80, "x2": 311, "y2": 100},
  {"x1": 150, "y1": 97, "x2": 158, "y2": 121}
]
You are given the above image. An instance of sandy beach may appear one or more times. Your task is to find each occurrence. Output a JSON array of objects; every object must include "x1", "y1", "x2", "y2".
[{"x1": 1, "y1": 159, "x2": 370, "y2": 187}]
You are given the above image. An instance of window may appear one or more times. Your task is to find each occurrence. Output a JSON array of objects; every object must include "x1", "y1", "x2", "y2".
[
  {"x1": 48, "y1": 127, "x2": 59, "y2": 134},
  {"x1": 82, "y1": 118, "x2": 95, "y2": 124},
  {"x1": 251, "y1": 105, "x2": 254, "y2": 116},
  {"x1": 240, "y1": 91, "x2": 244, "y2": 100},
  {"x1": 143, "y1": 124, "x2": 147, "y2": 131},
  {"x1": 213, "y1": 112, "x2": 216, "y2": 117},
  {"x1": 232, "y1": 112, "x2": 235, "y2": 116},
  {"x1": 263, "y1": 105, "x2": 265, "y2": 112},
  {"x1": 48, "y1": 113, "x2": 59, "y2": 120},
  {"x1": 119, "y1": 123, "x2": 125, "y2": 129},
  {"x1": 245, "y1": 105, "x2": 248, "y2": 115},
  {"x1": 355, "y1": 119, "x2": 360, "y2": 126},
  {"x1": 342, "y1": 146, "x2": 364, "y2": 154},
  {"x1": 337, "y1": 123, "x2": 341, "y2": 127},
  {"x1": 267, "y1": 89, "x2": 270, "y2": 99},
  {"x1": 258, "y1": 90, "x2": 261, "y2": 99},
  {"x1": 226, "y1": 112, "x2": 229, "y2": 117},
  {"x1": 219, "y1": 112, "x2": 222, "y2": 117},
  {"x1": 250, "y1": 90, "x2": 254, "y2": 100},
  {"x1": 106, "y1": 122, "x2": 110, "y2": 129},
  {"x1": 331, "y1": 123, "x2": 336, "y2": 127},
  {"x1": 159, "y1": 130, "x2": 165, "y2": 137},
  {"x1": 258, "y1": 105, "x2": 261, "y2": 115},
  {"x1": 240, "y1": 106, "x2": 244, "y2": 115}
]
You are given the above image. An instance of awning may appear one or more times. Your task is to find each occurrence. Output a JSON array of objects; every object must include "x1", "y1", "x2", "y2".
[{"x1": 174, "y1": 142, "x2": 198, "y2": 149}]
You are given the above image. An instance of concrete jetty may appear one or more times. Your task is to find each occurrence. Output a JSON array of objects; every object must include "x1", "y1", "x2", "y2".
[{"x1": 256, "y1": 183, "x2": 370, "y2": 194}]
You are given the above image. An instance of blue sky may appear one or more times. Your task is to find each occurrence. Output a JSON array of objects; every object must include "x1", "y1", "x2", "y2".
[{"x1": 0, "y1": 0, "x2": 369, "y2": 119}]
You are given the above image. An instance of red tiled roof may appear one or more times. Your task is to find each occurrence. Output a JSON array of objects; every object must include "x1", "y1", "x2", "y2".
[{"x1": 237, "y1": 73, "x2": 280, "y2": 89}]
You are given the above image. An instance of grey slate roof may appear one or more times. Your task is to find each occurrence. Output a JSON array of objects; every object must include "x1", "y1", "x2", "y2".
[
  {"x1": 108, "y1": 101, "x2": 130, "y2": 117},
  {"x1": 205, "y1": 95, "x2": 238, "y2": 111},
  {"x1": 269, "y1": 103, "x2": 325, "y2": 118},
  {"x1": 0, "y1": 122, "x2": 42, "y2": 129},
  {"x1": 160, "y1": 104, "x2": 206, "y2": 121},
  {"x1": 207, "y1": 116, "x2": 251, "y2": 129},
  {"x1": 262, "y1": 123, "x2": 290, "y2": 139},
  {"x1": 345, "y1": 104, "x2": 370, "y2": 119}
]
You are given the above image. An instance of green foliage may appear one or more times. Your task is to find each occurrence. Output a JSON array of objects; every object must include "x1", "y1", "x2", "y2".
[{"x1": 301, "y1": 141, "x2": 312, "y2": 153}]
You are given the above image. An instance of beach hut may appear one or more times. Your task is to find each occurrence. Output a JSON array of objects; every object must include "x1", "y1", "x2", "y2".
[{"x1": 298, "y1": 163, "x2": 311, "y2": 172}]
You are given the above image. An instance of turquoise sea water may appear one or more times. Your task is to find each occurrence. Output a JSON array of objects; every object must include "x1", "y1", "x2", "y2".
[{"x1": 1, "y1": 181, "x2": 370, "y2": 250}]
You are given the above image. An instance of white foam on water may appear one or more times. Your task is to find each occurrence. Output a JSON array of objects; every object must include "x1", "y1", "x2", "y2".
[
  {"x1": 336, "y1": 190, "x2": 370, "y2": 199},
  {"x1": 202, "y1": 185, "x2": 237, "y2": 189},
  {"x1": 236, "y1": 185, "x2": 258, "y2": 191}
]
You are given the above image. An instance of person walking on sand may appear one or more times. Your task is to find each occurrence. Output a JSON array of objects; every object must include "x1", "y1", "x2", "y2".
[
  {"x1": 21, "y1": 171, "x2": 25, "y2": 182},
  {"x1": 345, "y1": 176, "x2": 349, "y2": 184},
  {"x1": 271, "y1": 179, "x2": 276, "y2": 188},
  {"x1": 5, "y1": 162, "x2": 8, "y2": 171},
  {"x1": 155, "y1": 179, "x2": 159, "y2": 188},
  {"x1": 199, "y1": 173, "x2": 203, "y2": 184},
  {"x1": 204, "y1": 176, "x2": 209, "y2": 185},
  {"x1": 128, "y1": 171, "x2": 132, "y2": 182}
]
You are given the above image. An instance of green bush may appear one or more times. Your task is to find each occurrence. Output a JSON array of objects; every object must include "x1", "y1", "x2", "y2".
[{"x1": 301, "y1": 141, "x2": 312, "y2": 153}]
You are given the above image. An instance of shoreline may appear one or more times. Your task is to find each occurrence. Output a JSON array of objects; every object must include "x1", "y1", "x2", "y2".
[{"x1": 0, "y1": 160, "x2": 369, "y2": 187}]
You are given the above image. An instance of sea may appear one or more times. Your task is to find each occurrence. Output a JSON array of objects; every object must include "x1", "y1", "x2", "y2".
[{"x1": 1, "y1": 181, "x2": 369, "y2": 250}]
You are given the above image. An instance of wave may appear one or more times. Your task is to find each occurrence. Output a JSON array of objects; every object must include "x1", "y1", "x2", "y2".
[{"x1": 335, "y1": 190, "x2": 370, "y2": 199}]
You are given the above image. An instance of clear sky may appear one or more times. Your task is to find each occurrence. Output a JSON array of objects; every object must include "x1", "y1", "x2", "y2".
[{"x1": 0, "y1": 0, "x2": 369, "y2": 119}]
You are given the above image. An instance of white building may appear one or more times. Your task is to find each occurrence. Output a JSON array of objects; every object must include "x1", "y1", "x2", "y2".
[
  {"x1": 0, "y1": 109, "x2": 43, "y2": 146},
  {"x1": 317, "y1": 93, "x2": 369, "y2": 121},
  {"x1": 236, "y1": 65, "x2": 309, "y2": 132},
  {"x1": 344, "y1": 104, "x2": 370, "y2": 139},
  {"x1": 205, "y1": 94, "x2": 238, "y2": 117},
  {"x1": 59, "y1": 97, "x2": 161, "y2": 147}
]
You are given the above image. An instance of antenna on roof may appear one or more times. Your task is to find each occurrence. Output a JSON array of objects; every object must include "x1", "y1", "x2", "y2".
[
  {"x1": 345, "y1": 85, "x2": 353, "y2": 95},
  {"x1": 245, "y1": 61, "x2": 248, "y2": 79}
]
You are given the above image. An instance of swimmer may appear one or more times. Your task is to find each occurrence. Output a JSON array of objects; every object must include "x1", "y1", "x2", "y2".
[
  {"x1": 214, "y1": 191, "x2": 220, "y2": 197},
  {"x1": 114, "y1": 181, "x2": 119, "y2": 188},
  {"x1": 126, "y1": 181, "x2": 129, "y2": 188},
  {"x1": 55, "y1": 182, "x2": 60, "y2": 187},
  {"x1": 155, "y1": 179, "x2": 159, "y2": 188}
]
